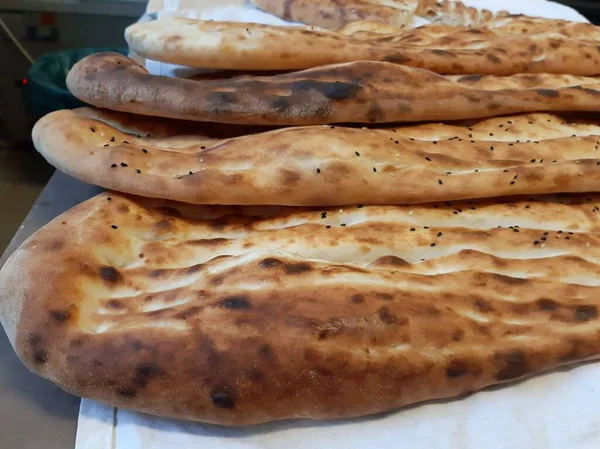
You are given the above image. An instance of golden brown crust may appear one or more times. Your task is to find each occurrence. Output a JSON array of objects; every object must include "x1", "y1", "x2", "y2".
[
  {"x1": 2, "y1": 192, "x2": 600, "y2": 424},
  {"x1": 66, "y1": 53, "x2": 600, "y2": 126},
  {"x1": 250, "y1": 0, "x2": 417, "y2": 29},
  {"x1": 124, "y1": 17, "x2": 600, "y2": 75},
  {"x1": 33, "y1": 109, "x2": 600, "y2": 205},
  {"x1": 249, "y1": 0, "x2": 499, "y2": 28}
]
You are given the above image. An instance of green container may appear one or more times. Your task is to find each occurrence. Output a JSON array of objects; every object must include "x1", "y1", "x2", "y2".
[{"x1": 23, "y1": 47, "x2": 127, "y2": 119}]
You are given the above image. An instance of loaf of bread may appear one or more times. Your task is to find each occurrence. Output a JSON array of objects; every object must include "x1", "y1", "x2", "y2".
[
  {"x1": 33, "y1": 108, "x2": 600, "y2": 205},
  {"x1": 66, "y1": 53, "x2": 600, "y2": 125},
  {"x1": 2, "y1": 191, "x2": 600, "y2": 424},
  {"x1": 124, "y1": 17, "x2": 600, "y2": 74}
]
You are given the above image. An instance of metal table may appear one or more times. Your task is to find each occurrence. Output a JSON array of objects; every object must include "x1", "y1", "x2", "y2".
[{"x1": 0, "y1": 172, "x2": 102, "y2": 449}]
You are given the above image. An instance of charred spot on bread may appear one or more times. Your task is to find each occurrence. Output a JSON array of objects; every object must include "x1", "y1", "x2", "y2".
[
  {"x1": 220, "y1": 296, "x2": 252, "y2": 309},
  {"x1": 537, "y1": 89, "x2": 559, "y2": 98},
  {"x1": 446, "y1": 360, "x2": 469, "y2": 378},
  {"x1": 495, "y1": 350, "x2": 528, "y2": 381},
  {"x1": 574, "y1": 305, "x2": 597, "y2": 321},
  {"x1": 285, "y1": 262, "x2": 312, "y2": 274},
  {"x1": 99, "y1": 266, "x2": 122, "y2": 284},
  {"x1": 259, "y1": 258, "x2": 283, "y2": 269},
  {"x1": 210, "y1": 385, "x2": 236, "y2": 409}
]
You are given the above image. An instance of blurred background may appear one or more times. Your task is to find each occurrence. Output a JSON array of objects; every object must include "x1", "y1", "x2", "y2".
[{"x1": 0, "y1": 0, "x2": 597, "y2": 255}]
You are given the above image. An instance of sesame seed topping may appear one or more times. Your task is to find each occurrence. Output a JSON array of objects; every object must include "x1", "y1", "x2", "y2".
[
  {"x1": 121, "y1": 162, "x2": 128, "y2": 167},
  {"x1": 111, "y1": 225, "x2": 118, "y2": 229}
]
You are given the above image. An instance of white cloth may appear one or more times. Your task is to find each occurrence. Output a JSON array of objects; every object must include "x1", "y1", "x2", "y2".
[{"x1": 77, "y1": 2, "x2": 598, "y2": 449}]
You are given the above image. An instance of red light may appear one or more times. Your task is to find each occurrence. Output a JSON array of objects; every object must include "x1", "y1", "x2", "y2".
[{"x1": 22, "y1": 78, "x2": 27, "y2": 85}]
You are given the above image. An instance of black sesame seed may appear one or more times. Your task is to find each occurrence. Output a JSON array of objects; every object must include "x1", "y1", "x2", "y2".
[
  {"x1": 107, "y1": 197, "x2": 112, "y2": 201},
  {"x1": 490, "y1": 146, "x2": 494, "y2": 151},
  {"x1": 565, "y1": 236, "x2": 571, "y2": 240},
  {"x1": 104, "y1": 144, "x2": 109, "y2": 147},
  {"x1": 321, "y1": 212, "x2": 327, "y2": 219},
  {"x1": 111, "y1": 164, "x2": 117, "y2": 168},
  {"x1": 510, "y1": 181, "x2": 516, "y2": 185},
  {"x1": 509, "y1": 143, "x2": 514, "y2": 146},
  {"x1": 110, "y1": 137, "x2": 115, "y2": 142},
  {"x1": 201, "y1": 146, "x2": 206, "y2": 150},
  {"x1": 317, "y1": 168, "x2": 321, "y2": 174},
  {"x1": 533, "y1": 241, "x2": 539, "y2": 245},
  {"x1": 433, "y1": 141, "x2": 438, "y2": 145},
  {"x1": 530, "y1": 159, "x2": 536, "y2": 163},
  {"x1": 525, "y1": 205, "x2": 530, "y2": 208},
  {"x1": 438, "y1": 179, "x2": 443, "y2": 185},
  {"x1": 357, "y1": 205, "x2": 364, "y2": 208},
  {"x1": 355, "y1": 151, "x2": 360, "y2": 156},
  {"x1": 189, "y1": 171, "x2": 193, "y2": 175},
  {"x1": 425, "y1": 156, "x2": 432, "y2": 161},
  {"x1": 430, "y1": 243, "x2": 436, "y2": 247},
  {"x1": 136, "y1": 169, "x2": 141, "y2": 174},
  {"x1": 325, "y1": 225, "x2": 331, "y2": 229},
  {"x1": 437, "y1": 232, "x2": 442, "y2": 237},
  {"x1": 373, "y1": 167, "x2": 377, "y2": 172},
  {"x1": 410, "y1": 228, "x2": 416, "y2": 231},
  {"x1": 142, "y1": 149, "x2": 148, "y2": 154},
  {"x1": 90, "y1": 127, "x2": 96, "y2": 132},
  {"x1": 503, "y1": 169, "x2": 509, "y2": 173},
  {"x1": 424, "y1": 226, "x2": 429, "y2": 229},
  {"x1": 121, "y1": 162, "x2": 128, "y2": 167},
  {"x1": 123, "y1": 141, "x2": 129, "y2": 144},
  {"x1": 111, "y1": 225, "x2": 118, "y2": 229},
  {"x1": 340, "y1": 223, "x2": 347, "y2": 227},
  {"x1": 409, "y1": 138, "x2": 415, "y2": 141}
]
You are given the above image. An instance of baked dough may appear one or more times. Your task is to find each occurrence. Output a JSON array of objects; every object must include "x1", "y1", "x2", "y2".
[
  {"x1": 33, "y1": 109, "x2": 600, "y2": 205},
  {"x1": 2, "y1": 191, "x2": 600, "y2": 424},
  {"x1": 124, "y1": 17, "x2": 600, "y2": 74},
  {"x1": 66, "y1": 53, "x2": 600, "y2": 125}
]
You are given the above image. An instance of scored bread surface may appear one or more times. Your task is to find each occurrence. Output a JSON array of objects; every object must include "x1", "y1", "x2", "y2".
[
  {"x1": 66, "y1": 53, "x2": 600, "y2": 125},
  {"x1": 124, "y1": 17, "x2": 600, "y2": 74},
  {"x1": 34, "y1": 109, "x2": 600, "y2": 206},
  {"x1": 249, "y1": 0, "x2": 499, "y2": 28},
  {"x1": 2, "y1": 192, "x2": 600, "y2": 424}
]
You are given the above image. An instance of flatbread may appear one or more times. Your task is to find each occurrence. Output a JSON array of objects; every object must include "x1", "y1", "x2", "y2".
[
  {"x1": 248, "y1": 0, "x2": 417, "y2": 29},
  {"x1": 2, "y1": 191, "x2": 600, "y2": 424},
  {"x1": 33, "y1": 109, "x2": 600, "y2": 206},
  {"x1": 249, "y1": 0, "x2": 499, "y2": 28},
  {"x1": 67, "y1": 53, "x2": 600, "y2": 126},
  {"x1": 124, "y1": 17, "x2": 600, "y2": 74}
]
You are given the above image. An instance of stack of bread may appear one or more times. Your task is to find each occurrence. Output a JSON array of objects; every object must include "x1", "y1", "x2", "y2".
[{"x1": 2, "y1": 0, "x2": 600, "y2": 426}]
